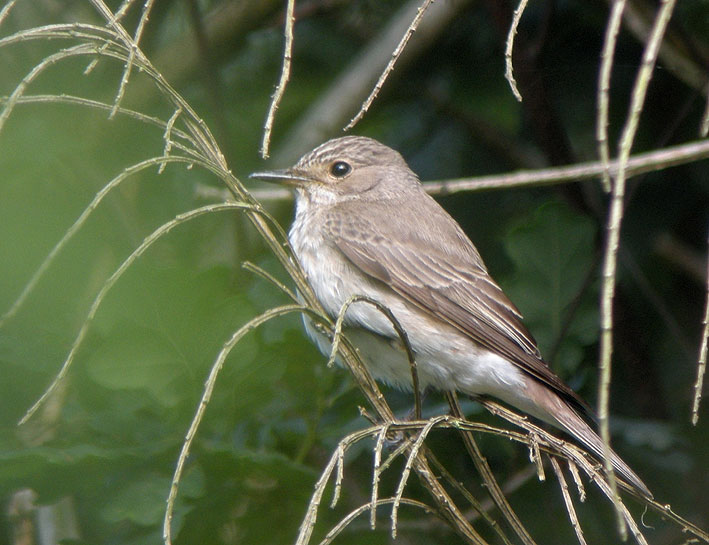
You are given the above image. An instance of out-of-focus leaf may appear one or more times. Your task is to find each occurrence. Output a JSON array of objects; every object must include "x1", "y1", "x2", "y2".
[
  {"x1": 101, "y1": 466, "x2": 204, "y2": 527},
  {"x1": 87, "y1": 326, "x2": 185, "y2": 407},
  {"x1": 502, "y1": 201, "x2": 598, "y2": 374}
]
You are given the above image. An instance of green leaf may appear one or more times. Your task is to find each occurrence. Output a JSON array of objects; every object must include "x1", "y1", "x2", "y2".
[
  {"x1": 502, "y1": 201, "x2": 598, "y2": 373},
  {"x1": 100, "y1": 466, "x2": 204, "y2": 527},
  {"x1": 86, "y1": 326, "x2": 186, "y2": 407}
]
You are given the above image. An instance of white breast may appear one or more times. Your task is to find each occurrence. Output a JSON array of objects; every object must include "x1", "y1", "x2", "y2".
[{"x1": 288, "y1": 191, "x2": 527, "y2": 403}]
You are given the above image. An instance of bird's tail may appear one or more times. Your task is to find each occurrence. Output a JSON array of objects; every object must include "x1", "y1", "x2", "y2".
[{"x1": 521, "y1": 379, "x2": 652, "y2": 498}]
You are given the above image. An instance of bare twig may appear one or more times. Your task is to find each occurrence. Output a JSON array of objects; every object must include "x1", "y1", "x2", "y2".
[
  {"x1": 701, "y1": 84, "x2": 709, "y2": 137},
  {"x1": 0, "y1": 94, "x2": 194, "y2": 147},
  {"x1": 596, "y1": 0, "x2": 626, "y2": 193},
  {"x1": 108, "y1": 0, "x2": 157, "y2": 117},
  {"x1": 242, "y1": 261, "x2": 299, "y2": 303},
  {"x1": 328, "y1": 294, "x2": 421, "y2": 419},
  {"x1": 447, "y1": 392, "x2": 538, "y2": 545},
  {"x1": 370, "y1": 424, "x2": 390, "y2": 529},
  {"x1": 295, "y1": 427, "x2": 378, "y2": 545},
  {"x1": 0, "y1": 44, "x2": 101, "y2": 133},
  {"x1": 159, "y1": 108, "x2": 182, "y2": 173},
  {"x1": 0, "y1": 156, "x2": 194, "y2": 328},
  {"x1": 331, "y1": 442, "x2": 346, "y2": 508},
  {"x1": 691, "y1": 235, "x2": 709, "y2": 425},
  {"x1": 242, "y1": 138, "x2": 709, "y2": 203},
  {"x1": 528, "y1": 433, "x2": 545, "y2": 482},
  {"x1": 260, "y1": 0, "x2": 296, "y2": 158},
  {"x1": 426, "y1": 138, "x2": 709, "y2": 194},
  {"x1": 344, "y1": 0, "x2": 434, "y2": 131},
  {"x1": 319, "y1": 497, "x2": 439, "y2": 545},
  {"x1": 301, "y1": 401, "x2": 709, "y2": 545},
  {"x1": 390, "y1": 417, "x2": 446, "y2": 538},
  {"x1": 163, "y1": 304, "x2": 308, "y2": 545},
  {"x1": 504, "y1": 0, "x2": 528, "y2": 102},
  {"x1": 550, "y1": 458, "x2": 588, "y2": 545},
  {"x1": 597, "y1": 1, "x2": 676, "y2": 534},
  {"x1": 619, "y1": 0, "x2": 708, "y2": 95},
  {"x1": 425, "y1": 451, "x2": 520, "y2": 545},
  {"x1": 274, "y1": 0, "x2": 469, "y2": 164},
  {"x1": 478, "y1": 400, "x2": 652, "y2": 545},
  {"x1": 567, "y1": 460, "x2": 586, "y2": 502},
  {"x1": 18, "y1": 202, "x2": 256, "y2": 426},
  {"x1": 0, "y1": 0, "x2": 17, "y2": 27},
  {"x1": 109, "y1": 0, "x2": 140, "y2": 24}
]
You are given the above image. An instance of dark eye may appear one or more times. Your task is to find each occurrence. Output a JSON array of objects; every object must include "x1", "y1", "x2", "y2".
[{"x1": 329, "y1": 161, "x2": 351, "y2": 178}]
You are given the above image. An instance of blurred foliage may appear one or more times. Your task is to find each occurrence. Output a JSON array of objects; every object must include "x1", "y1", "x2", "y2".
[{"x1": 0, "y1": 0, "x2": 707, "y2": 544}]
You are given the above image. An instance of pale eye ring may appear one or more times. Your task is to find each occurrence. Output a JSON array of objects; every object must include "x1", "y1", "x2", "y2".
[{"x1": 329, "y1": 161, "x2": 351, "y2": 178}]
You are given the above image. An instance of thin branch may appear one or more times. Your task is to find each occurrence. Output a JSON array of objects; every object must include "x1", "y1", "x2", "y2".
[
  {"x1": 295, "y1": 426, "x2": 385, "y2": 545},
  {"x1": 425, "y1": 451, "x2": 519, "y2": 545},
  {"x1": 391, "y1": 416, "x2": 446, "y2": 538},
  {"x1": 0, "y1": 23, "x2": 223, "y2": 166},
  {"x1": 260, "y1": 0, "x2": 295, "y2": 158},
  {"x1": 327, "y1": 295, "x2": 422, "y2": 419},
  {"x1": 344, "y1": 0, "x2": 434, "y2": 131},
  {"x1": 447, "y1": 392, "x2": 538, "y2": 545},
  {"x1": 318, "y1": 498, "x2": 439, "y2": 545},
  {"x1": 0, "y1": 156, "x2": 196, "y2": 328},
  {"x1": 567, "y1": 460, "x2": 586, "y2": 502},
  {"x1": 701, "y1": 83, "x2": 709, "y2": 137},
  {"x1": 619, "y1": 0, "x2": 708, "y2": 95},
  {"x1": 331, "y1": 442, "x2": 346, "y2": 508},
  {"x1": 159, "y1": 108, "x2": 182, "y2": 173},
  {"x1": 0, "y1": 22, "x2": 118, "y2": 47},
  {"x1": 0, "y1": 0, "x2": 17, "y2": 27},
  {"x1": 527, "y1": 433, "x2": 545, "y2": 482},
  {"x1": 163, "y1": 304, "x2": 307, "y2": 545},
  {"x1": 110, "y1": 0, "x2": 140, "y2": 23},
  {"x1": 425, "y1": 138, "x2": 709, "y2": 194},
  {"x1": 370, "y1": 424, "x2": 390, "y2": 529},
  {"x1": 691, "y1": 234, "x2": 709, "y2": 425},
  {"x1": 18, "y1": 202, "x2": 256, "y2": 426},
  {"x1": 244, "y1": 138, "x2": 709, "y2": 203},
  {"x1": 598, "y1": 2, "x2": 676, "y2": 535},
  {"x1": 108, "y1": 0, "x2": 158, "y2": 118},
  {"x1": 242, "y1": 261, "x2": 299, "y2": 303},
  {"x1": 478, "y1": 400, "x2": 651, "y2": 545},
  {"x1": 0, "y1": 95, "x2": 194, "y2": 150},
  {"x1": 504, "y1": 0, "x2": 528, "y2": 102},
  {"x1": 466, "y1": 401, "x2": 709, "y2": 542},
  {"x1": 300, "y1": 403, "x2": 709, "y2": 545},
  {"x1": 0, "y1": 44, "x2": 101, "y2": 134},
  {"x1": 596, "y1": 0, "x2": 626, "y2": 193},
  {"x1": 274, "y1": 0, "x2": 468, "y2": 164},
  {"x1": 550, "y1": 458, "x2": 588, "y2": 545}
]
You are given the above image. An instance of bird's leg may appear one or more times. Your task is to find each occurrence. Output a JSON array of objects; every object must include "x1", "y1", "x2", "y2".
[{"x1": 405, "y1": 386, "x2": 429, "y2": 421}]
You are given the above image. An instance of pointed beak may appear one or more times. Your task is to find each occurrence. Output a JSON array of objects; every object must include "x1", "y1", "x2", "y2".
[{"x1": 249, "y1": 168, "x2": 312, "y2": 187}]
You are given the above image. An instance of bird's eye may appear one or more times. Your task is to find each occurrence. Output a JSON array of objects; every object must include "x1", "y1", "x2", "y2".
[{"x1": 329, "y1": 161, "x2": 351, "y2": 178}]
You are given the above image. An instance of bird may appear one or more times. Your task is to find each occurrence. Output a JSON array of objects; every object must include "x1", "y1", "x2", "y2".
[{"x1": 250, "y1": 135, "x2": 651, "y2": 498}]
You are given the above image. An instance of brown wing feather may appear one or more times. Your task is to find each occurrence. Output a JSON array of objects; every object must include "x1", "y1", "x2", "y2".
[{"x1": 325, "y1": 198, "x2": 590, "y2": 414}]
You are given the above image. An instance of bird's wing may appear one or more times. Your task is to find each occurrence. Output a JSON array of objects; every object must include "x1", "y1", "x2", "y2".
[{"x1": 325, "y1": 199, "x2": 589, "y2": 413}]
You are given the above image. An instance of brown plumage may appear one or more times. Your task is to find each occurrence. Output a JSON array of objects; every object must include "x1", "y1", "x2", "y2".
[{"x1": 251, "y1": 135, "x2": 651, "y2": 498}]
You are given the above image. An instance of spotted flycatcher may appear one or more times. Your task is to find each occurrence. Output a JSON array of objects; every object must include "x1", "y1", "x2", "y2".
[{"x1": 251, "y1": 135, "x2": 650, "y2": 497}]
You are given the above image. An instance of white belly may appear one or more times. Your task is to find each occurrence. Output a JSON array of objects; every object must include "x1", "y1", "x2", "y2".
[{"x1": 290, "y1": 194, "x2": 527, "y2": 404}]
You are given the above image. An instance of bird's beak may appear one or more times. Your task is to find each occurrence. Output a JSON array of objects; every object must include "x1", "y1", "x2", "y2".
[{"x1": 249, "y1": 168, "x2": 311, "y2": 187}]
